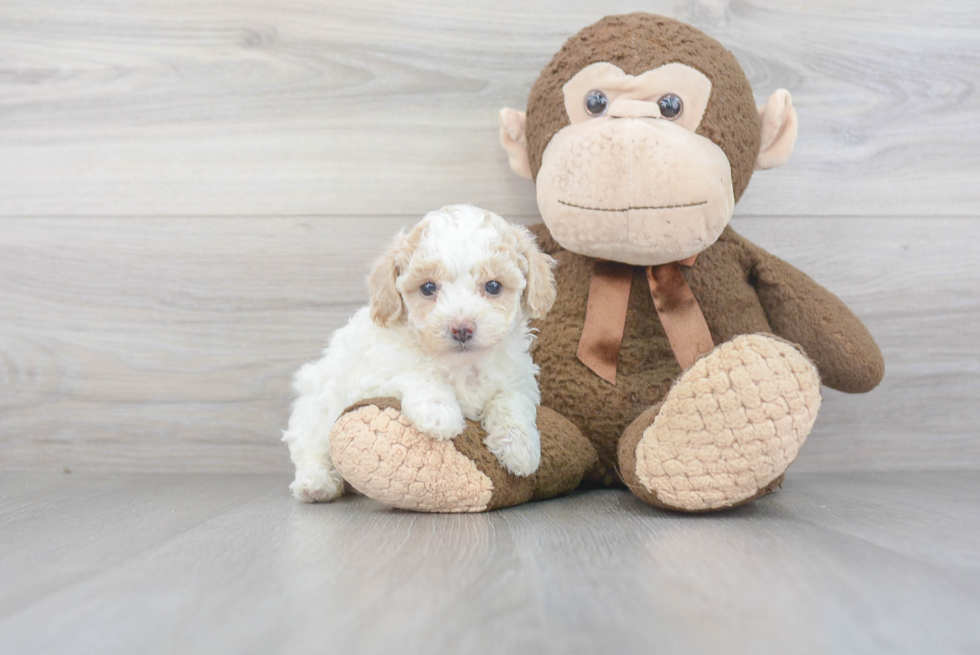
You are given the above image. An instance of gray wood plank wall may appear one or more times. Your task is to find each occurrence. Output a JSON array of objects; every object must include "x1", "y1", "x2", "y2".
[{"x1": 2, "y1": 0, "x2": 978, "y2": 473}]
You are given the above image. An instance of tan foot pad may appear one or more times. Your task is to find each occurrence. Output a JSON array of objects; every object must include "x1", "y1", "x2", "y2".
[
  {"x1": 635, "y1": 334, "x2": 821, "y2": 511},
  {"x1": 330, "y1": 405, "x2": 494, "y2": 513}
]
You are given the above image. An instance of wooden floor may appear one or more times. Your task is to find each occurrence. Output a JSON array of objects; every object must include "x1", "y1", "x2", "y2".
[{"x1": 1, "y1": 471, "x2": 978, "y2": 654}]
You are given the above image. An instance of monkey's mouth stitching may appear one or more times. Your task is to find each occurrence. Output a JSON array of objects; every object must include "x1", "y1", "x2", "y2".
[{"x1": 558, "y1": 199, "x2": 708, "y2": 212}]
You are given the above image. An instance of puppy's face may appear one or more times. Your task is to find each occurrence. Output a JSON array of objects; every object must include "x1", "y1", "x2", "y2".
[{"x1": 369, "y1": 205, "x2": 557, "y2": 358}]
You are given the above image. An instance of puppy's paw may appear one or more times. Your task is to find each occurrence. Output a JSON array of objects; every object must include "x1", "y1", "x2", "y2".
[
  {"x1": 402, "y1": 398, "x2": 466, "y2": 441},
  {"x1": 290, "y1": 465, "x2": 344, "y2": 503},
  {"x1": 484, "y1": 425, "x2": 541, "y2": 477}
]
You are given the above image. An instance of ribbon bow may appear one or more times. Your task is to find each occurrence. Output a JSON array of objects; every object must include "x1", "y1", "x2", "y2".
[{"x1": 576, "y1": 256, "x2": 714, "y2": 384}]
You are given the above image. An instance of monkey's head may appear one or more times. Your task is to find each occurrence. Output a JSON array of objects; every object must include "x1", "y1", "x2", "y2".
[{"x1": 499, "y1": 14, "x2": 797, "y2": 266}]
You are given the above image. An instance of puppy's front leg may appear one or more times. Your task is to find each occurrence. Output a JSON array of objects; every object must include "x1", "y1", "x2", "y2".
[
  {"x1": 284, "y1": 380, "x2": 344, "y2": 503},
  {"x1": 400, "y1": 379, "x2": 466, "y2": 441},
  {"x1": 482, "y1": 391, "x2": 541, "y2": 477}
]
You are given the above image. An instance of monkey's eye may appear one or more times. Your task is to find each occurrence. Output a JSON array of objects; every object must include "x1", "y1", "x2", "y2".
[
  {"x1": 584, "y1": 90, "x2": 609, "y2": 117},
  {"x1": 658, "y1": 94, "x2": 683, "y2": 120},
  {"x1": 420, "y1": 281, "x2": 437, "y2": 297},
  {"x1": 484, "y1": 280, "x2": 502, "y2": 295}
]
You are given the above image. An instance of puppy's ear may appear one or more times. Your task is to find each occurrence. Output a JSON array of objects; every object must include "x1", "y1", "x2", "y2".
[
  {"x1": 516, "y1": 228, "x2": 557, "y2": 320},
  {"x1": 368, "y1": 238, "x2": 405, "y2": 327}
]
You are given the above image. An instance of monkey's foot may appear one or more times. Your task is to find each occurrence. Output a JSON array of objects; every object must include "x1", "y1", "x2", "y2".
[
  {"x1": 330, "y1": 398, "x2": 598, "y2": 513},
  {"x1": 619, "y1": 334, "x2": 821, "y2": 512}
]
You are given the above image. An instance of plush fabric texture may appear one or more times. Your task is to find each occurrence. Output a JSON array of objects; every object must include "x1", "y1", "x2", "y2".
[
  {"x1": 324, "y1": 14, "x2": 883, "y2": 514},
  {"x1": 331, "y1": 399, "x2": 494, "y2": 513},
  {"x1": 525, "y1": 13, "x2": 761, "y2": 203},
  {"x1": 529, "y1": 222, "x2": 884, "y2": 478},
  {"x1": 331, "y1": 399, "x2": 599, "y2": 512},
  {"x1": 755, "y1": 89, "x2": 798, "y2": 170},
  {"x1": 618, "y1": 334, "x2": 821, "y2": 512},
  {"x1": 616, "y1": 403, "x2": 790, "y2": 511},
  {"x1": 533, "y1": 106, "x2": 736, "y2": 265},
  {"x1": 330, "y1": 222, "x2": 882, "y2": 513},
  {"x1": 560, "y1": 62, "x2": 713, "y2": 130}
]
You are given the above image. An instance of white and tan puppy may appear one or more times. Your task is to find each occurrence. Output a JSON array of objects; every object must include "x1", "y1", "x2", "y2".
[{"x1": 283, "y1": 204, "x2": 557, "y2": 502}]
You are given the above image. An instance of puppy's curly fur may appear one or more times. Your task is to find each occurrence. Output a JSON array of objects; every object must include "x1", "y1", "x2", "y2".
[{"x1": 283, "y1": 205, "x2": 557, "y2": 502}]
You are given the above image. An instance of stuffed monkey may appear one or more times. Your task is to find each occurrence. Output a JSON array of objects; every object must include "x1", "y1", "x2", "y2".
[{"x1": 327, "y1": 13, "x2": 884, "y2": 512}]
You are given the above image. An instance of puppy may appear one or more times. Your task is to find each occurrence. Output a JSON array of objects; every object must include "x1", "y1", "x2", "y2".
[{"x1": 283, "y1": 204, "x2": 557, "y2": 503}]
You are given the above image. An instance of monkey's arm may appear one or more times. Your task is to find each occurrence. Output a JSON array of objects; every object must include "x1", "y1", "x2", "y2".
[{"x1": 748, "y1": 244, "x2": 884, "y2": 393}]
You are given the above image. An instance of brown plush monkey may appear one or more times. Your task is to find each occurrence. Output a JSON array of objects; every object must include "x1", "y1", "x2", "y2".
[{"x1": 328, "y1": 13, "x2": 884, "y2": 513}]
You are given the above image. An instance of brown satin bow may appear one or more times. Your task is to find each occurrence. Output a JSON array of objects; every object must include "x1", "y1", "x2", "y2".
[{"x1": 576, "y1": 256, "x2": 714, "y2": 384}]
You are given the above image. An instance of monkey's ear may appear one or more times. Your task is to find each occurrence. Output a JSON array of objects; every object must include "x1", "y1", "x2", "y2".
[
  {"x1": 755, "y1": 89, "x2": 798, "y2": 171},
  {"x1": 498, "y1": 108, "x2": 533, "y2": 180}
]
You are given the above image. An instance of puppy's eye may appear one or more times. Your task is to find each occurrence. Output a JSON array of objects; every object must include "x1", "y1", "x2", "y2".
[
  {"x1": 584, "y1": 90, "x2": 608, "y2": 117},
  {"x1": 657, "y1": 94, "x2": 683, "y2": 120},
  {"x1": 420, "y1": 281, "x2": 437, "y2": 297},
  {"x1": 484, "y1": 280, "x2": 502, "y2": 295}
]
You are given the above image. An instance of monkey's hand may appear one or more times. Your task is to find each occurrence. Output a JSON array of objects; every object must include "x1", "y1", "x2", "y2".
[{"x1": 751, "y1": 246, "x2": 884, "y2": 394}]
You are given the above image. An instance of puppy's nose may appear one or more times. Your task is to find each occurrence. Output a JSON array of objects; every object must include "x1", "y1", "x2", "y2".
[{"x1": 450, "y1": 320, "x2": 475, "y2": 343}]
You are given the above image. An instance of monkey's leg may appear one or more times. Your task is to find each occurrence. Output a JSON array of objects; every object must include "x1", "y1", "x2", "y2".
[
  {"x1": 618, "y1": 334, "x2": 821, "y2": 512},
  {"x1": 329, "y1": 398, "x2": 598, "y2": 513}
]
